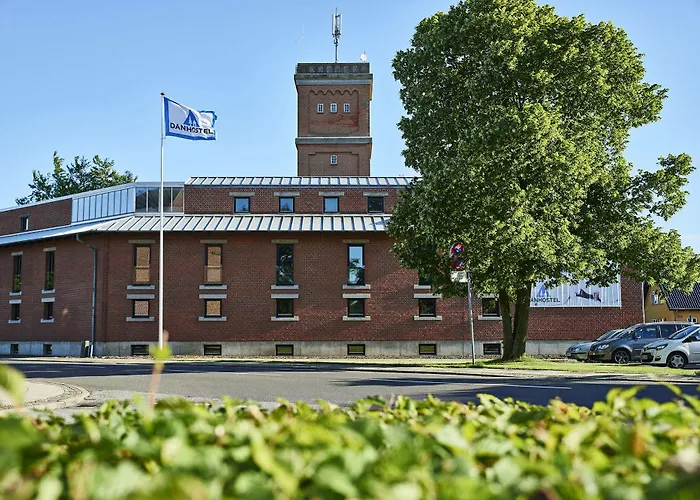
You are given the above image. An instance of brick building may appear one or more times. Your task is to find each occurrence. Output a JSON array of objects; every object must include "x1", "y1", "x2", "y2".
[{"x1": 0, "y1": 61, "x2": 643, "y2": 357}]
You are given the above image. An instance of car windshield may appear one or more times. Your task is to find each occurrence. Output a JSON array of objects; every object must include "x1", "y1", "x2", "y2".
[
  {"x1": 608, "y1": 326, "x2": 638, "y2": 340},
  {"x1": 596, "y1": 329, "x2": 621, "y2": 342},
  {"x1": 669, "y1": 325, "x2": 700, "y2": 340}
]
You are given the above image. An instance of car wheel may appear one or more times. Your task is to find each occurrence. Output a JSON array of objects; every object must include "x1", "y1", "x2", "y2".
[
  {"x1": 612, "y1": 349, "x2": 631, "y2": 365},
  {"x1": 667, "y1": 352, "x2": 688, "y2": 369}
]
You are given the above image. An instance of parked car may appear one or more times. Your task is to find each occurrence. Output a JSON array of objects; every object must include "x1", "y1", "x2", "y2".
[
  {"x1": 641, "y1": 324, "x2": 700, "y2": 368},
  {"x1": 565, "y1": 329, "x2": 622, "y2": 361},
  {"x1": 588, "y1": 322, "x2": 691, "y2": 364}
]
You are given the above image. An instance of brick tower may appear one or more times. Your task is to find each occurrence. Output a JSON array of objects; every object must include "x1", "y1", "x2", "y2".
[{"x1": 294, "y1": 62, "x2": 373, "y2": 176}]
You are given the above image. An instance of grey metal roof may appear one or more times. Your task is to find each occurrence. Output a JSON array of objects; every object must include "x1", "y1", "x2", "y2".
[
  {"x1": 185, "y1": 176, "x2": 415, "y2": 187},
  {"x1": 0, "y1": 219, "x2": 113, "y2": 247},
  {"x1": 665, "y1": 284, "x2": 700, "y2": 310},
  {"x1": 0, "y1": 214, "x2": 390, "y2": 246},
  {"x1": 94, "y1": 214, "x2": 390, "y2": 232}
]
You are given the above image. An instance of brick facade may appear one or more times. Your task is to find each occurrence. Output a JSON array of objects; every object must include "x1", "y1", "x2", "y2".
[
  {"x1": 295, "y1": 64, "x2": 373, "y2": 176},
  {"x1": 184, "y1": 186, "x2": 397, "y2": 215},
  {"x1": 1, "y1": 228, "x2": 644, "y2": 353},
  {"x1": 0, "y1": 238, "x2": 95, "y2": 342},
  {"x1": 0, "y1": 199, "x2": 72, "y2": 236}
]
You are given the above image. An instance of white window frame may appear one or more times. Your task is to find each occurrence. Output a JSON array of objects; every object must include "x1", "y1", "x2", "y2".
[
  {"x1": 689, "y1": 315, "x2": 698, "y2": 324},
  {"x1": 317, "y1": 103, "x2": 324, "y2": 113},
  {"x1": 330, "y1": 103, "x2": 337, "y2": 113},
  {"x1": 330, "y1": 155, "x2": 338, "y2": 165},
  {"x1": 343, "y1": 103, "x2": 350, "y2": 113}
]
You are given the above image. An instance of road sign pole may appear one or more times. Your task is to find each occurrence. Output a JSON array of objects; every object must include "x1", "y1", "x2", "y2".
[{"x1": 467, "y1": 270, "x2": 476, "y2": 365}]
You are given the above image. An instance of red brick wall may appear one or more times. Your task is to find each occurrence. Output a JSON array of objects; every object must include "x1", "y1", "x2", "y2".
[
  {"x1": 0, "y1": 231, "x2": 644, "y2": 347},
  {"x1": 297, "y1": 143, "x2": 372, "y2": 176},
  {"x1": 297, "y1": 86, "x2": 370, "y2": 137},
  {"x1": 470, "y1": 274, "x2": 643, "y2": 342},
  {"x1": 89, "y1": 232, "x2": 642, "y2": 344},
  {"x1": 184, "y1": 187, "x2": 398, "y2": 215},
  {"x1": 0, "y1": 199, "x2": 72, "y2": 236},
  {"x1": 97, "y1": 232, "x2": 466, "y2": 344},
  {"x1": 0, "y1": 238, "x2": 94, "y2": 341}
]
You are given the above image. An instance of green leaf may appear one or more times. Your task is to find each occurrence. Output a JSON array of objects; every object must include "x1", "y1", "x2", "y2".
[
  {"x1": 0, "y1": 364, "x2": 25, "y2": 407},
  {"x1": 150, "y1": 344, "x2": 172, "y2": 362}
]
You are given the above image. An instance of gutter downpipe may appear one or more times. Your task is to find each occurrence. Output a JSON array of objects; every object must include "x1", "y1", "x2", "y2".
[{"x1": 76, "y1": 235, "x2": 97, "y2": 357}]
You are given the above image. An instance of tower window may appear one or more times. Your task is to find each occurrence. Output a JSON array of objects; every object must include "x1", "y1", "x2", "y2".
[
  {"x1": 330, "y1": 103, "x2": 337, "y2": 113},
  {"x1": 330, "y1": 155, "x2": 338, "y2": 165},
  {"x1": 317, "y1": 103, "x2": 324, "y2": 113},
  {"x1": 343, "y1": 103, "x2": 350, "y2": 113}
]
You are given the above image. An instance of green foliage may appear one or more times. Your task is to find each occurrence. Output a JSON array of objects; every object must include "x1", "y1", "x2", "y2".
[
  {"x1": 16, "y1": 151, "x2": 136, "y2": 205},
  {"x1": 0, "y1": 364, "x2": 25, "y2": 407},
  {"x1": 2, "y1": 389, "x2": 700, "y2": 498},
  {"x1": 389, "y1": 0, "x2": 700, "y2": 358}
]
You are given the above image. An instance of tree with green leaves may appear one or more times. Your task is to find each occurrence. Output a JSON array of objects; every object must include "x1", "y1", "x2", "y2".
[
  {"x1": 389, "y1": 0, "x2": 700, "y2": 359},
  {"x1": 16, "y1": 151, "x2": 136, "y2": 205}
]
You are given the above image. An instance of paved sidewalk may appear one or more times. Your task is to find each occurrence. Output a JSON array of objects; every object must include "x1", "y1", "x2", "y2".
[{"x1": 0, "y1": 379, "x2": 89, "y2": 411}]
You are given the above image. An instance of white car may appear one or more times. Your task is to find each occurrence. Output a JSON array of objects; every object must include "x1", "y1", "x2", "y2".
[{"x1": 641, "y1": 325, "x2": 700, "y2": 368}]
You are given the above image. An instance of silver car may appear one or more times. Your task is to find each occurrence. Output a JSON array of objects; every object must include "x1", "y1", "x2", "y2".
[
  {"x1": 641, "y1": 325, "x2": 700, "y2": 368},
  {"x1": 565, "y1": 329, "x2": 621, "y2": 361}
]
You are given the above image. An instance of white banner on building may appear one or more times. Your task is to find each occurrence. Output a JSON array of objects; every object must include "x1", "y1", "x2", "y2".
[
  {"x1": 164, "y1": 97, "x2": 216, "y2": 141},
  {"x1": 530, "y1": 277, "x2": 621, "y2": 307}
]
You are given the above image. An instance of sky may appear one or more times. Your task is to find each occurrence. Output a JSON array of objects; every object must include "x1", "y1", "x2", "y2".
[{"x1": 0, "y1": 0, "x2": 698, "y2": 250}]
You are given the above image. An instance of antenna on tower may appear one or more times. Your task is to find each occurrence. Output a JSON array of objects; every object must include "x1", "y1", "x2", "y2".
[{"x1": 332, "y1": 8, "x2": 342, "y2": 63}]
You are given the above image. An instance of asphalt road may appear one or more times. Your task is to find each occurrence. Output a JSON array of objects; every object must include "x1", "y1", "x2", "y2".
[{"x1": 8, "y1": 361, "x2": 700, "y2": 417}]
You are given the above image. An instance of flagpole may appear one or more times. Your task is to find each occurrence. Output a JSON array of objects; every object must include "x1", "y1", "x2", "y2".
[{"x1": 159, "y1": 92, "x2": 165, "y2": 350}]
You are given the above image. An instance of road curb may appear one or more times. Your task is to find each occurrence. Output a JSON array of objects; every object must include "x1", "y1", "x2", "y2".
[{"x1": 0, "y1": 381, "x2": 90, "y2": 413}]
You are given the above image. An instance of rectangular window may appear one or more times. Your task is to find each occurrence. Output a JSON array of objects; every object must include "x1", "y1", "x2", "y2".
[
  {"x1": 131, "y1": 344, "x2": 149, "y2": 356},
  {"x1": 367, "y1": 196, "x2": 384, "y2": 213},
  {"x1": 418, "y1": 275, "x2": 432, "y2": 286},
  {"x1": 44, "y1": 302, "x2": 54, "y2": 321},
  {"x1": 20, "y1": 215, "x2": 29, "y2": 232},
  {"x1": 12, "y1": 255, "x2": 22, "y2": 293},
  {"x1": 203, "y1": 344, "x2": 222, "y2": 356},
  {"x1": 330, "y1": 103, "x2": 337, "y2": 113},
  {"x1": 279, "y1": 197, "x2": 295, "y2": 213},
  {"x1": 276, "y1": 298, "x2": 294, "y2": 318},
  {"x1": 161, "y1": 187, "x2": 184, "y2": 213},
  {"x1": 10, "y1": 303, "x2": 20, "y2": 321},
  {"x1": 418, "y1": 298, "x2": 437, "y2": 317},
  {"x1": 317, "y1": 103, "x2": 324, "y2": 113},
  {"x1": 234, "y1": 197, "x2": 250, "y2": 213},
  {"x1": 347, "y1": 244, "x2": 365, "y2": 285},
  {"x1": 132, "y1": 300, "x2": 150, "y2": 318},
  {"x1": 45, "y1": 251, "x2": 55, "y2": 290},
  {"x1": 482, "y1": 297, "x2": 500, "y2": 317},
  {"x1": 205, "y1": 299, "x2": 222, "y2": 318},
  {"x1": 276, "y1": 244, "x2": 294, "y2": 285},
  {"x1": 324, "y1": 197, "x2": 339, "y2": 213},
  {"x1": 343, "y1": 103, "x2": 350, "y2": 113},
  {"x1": 276, "y1": 344, "x2": 294, "y2": 356},
  {"x1": 347, "y1": 344, "x2": 366, "y2": 356},
  {"x1": 10, "y1": 344, "x2": 18, "y2": 355},
  {"x1": 205, "y1": 244, "x2": 223, "y2": 284},
  {"x1": 347, "y1": 298, "x2": 366, "y2": 317},
  {"x1": 134, "y1": 245, "x2": 151, "y2": 284},
  {"x1": 419, "y1": 344, "x2": 437, "y2": 355},
  {"x1": 43, "y1": 344, "x2": 52, "y2": 356},
  {"x1": 330, "y1": 155, "x2": 338, "y2": 165}
]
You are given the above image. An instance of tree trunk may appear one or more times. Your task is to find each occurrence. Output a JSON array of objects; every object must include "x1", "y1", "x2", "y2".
[
  {"x1": 499, "y1": 289, "x2": 515, "y2": 359},
  {"x1": 501, "y1": 284, "x2": 532, "y2": 360}
]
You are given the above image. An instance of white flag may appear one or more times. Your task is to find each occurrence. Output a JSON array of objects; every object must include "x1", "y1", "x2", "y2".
[{"x1": 164, "y1": 97, "x2": 216, "y2": 141}]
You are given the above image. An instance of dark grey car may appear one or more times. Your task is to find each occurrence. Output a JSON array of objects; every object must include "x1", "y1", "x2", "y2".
[{"x1": 588, "y1": 322, "x2": 691, "y2": 364}]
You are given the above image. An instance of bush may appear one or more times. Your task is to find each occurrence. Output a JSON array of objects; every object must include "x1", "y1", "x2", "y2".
[{"x1": 1, "y1": 388, "x2": 700, "y2": 499}]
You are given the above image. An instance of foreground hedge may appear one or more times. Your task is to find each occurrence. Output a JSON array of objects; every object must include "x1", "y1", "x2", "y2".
[{"x1": 1, "y1": 388, "x2": 700, "y2": 499}]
